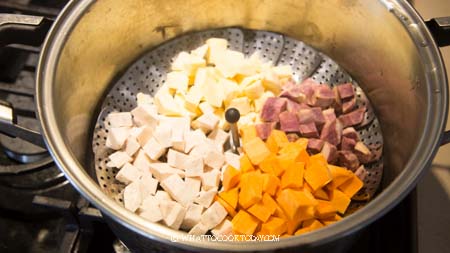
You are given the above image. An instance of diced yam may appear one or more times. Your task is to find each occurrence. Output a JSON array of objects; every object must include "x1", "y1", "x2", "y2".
[
  {"x1": 201, "y1": 169, "x2": 221, "y2": 191},
  {"x1": 154, "y1": 88, "x2": 184, "y2": 116},
  {"x1": 208, "y1": 128, "x2": 229, "y2": 148},
  {"x1": 355, "y1": 165, "x2": 368, "y2": 182},
  {"x1": 188, "y1": 223, "x2": 209, "y2": 235},
  {"x1": 106, "y1": 127, "x2": 130, "y2": 150},
  {"x1": 181, "y1": 203, "x2": 204, "y2": 230},
  {"x1": 215, "y1": 50, "x2": 246, "y2": 78},
  {"x1": 336, "y1": 83, "x2": 355, "y2": 99},
  {"x1": 254, "y1": 91, "x2": 275, "y2": 112},
  {"x1": 260, "y1": 97, "x2": 287, "y2": 122},
  {"x1": 107, "y1": 112, "x2": 133, "y2": 128},
  {"x1": 337, "y1": 151, "x2": 360, "y2": 171},
  {"x1": 224, "y1": 152, "x2": 240, "y2": 171},
  {"x1": 133, "y1": 150, "x2": 152, "y2": 172},
  {"x1": 304, "y1": 155, "x2": 332, "y2": 191},
  {"x1": 211, "y1": 219, "x2": 233, "y2": 236},
  {"x1": 243, "y1": 80, "x2": 264, "y2": 99},
  {"x1": 218, "y1": 187, "x2": 239, "y2": 209},
  {"x1": 123, "y1": 181, "x2": 142, "y2": 212},
  {"x1": 195, "y1": 188, "x2": 218, "y2": 208},
  {"x1": 260, "y1": 217, "x2": 286, "y2": 236},
  {"x1": 307, "y1": 138, "x2": 324, "y2": 153},
  {"x1": 262, "y1": 69, "x2": 283, "y2": 94},
  {"x1": 185, "y1": 84, "x2": 203, "y2": 110},
  {"x1": 139, "y1": 195, "x2": 163, "y2": 222},
  {"x1": 243, "y1": 137, "x2": 271, "y2": 165},
  {"x1": 227, "y1": 97, "x2": 251, "y2": 115},
  {"x1": 199, "y1": 101, "x2": 214, "y2": 114},
  {"x1": 231, "y1": 210, "x2": 260, "y2": 235},
  {"x1": 338, "y1": 106, "x2": 366, "y2": 127},
  {"x1": 154, "y1": 190, "x2": 172, "y2": 202},
  {"x1": 172, "y1": 51, "x2": 206, "y2": 76},
  {"x1": 319, "y1": 119, "x2": 341, "y2": 146},
  {"x1": 321, "y1": 142, "x2": 337, "y2": 163},
  {"x1": 142, "y1": 137, "x2": 167, "y2": 160},
  {"x1": 138, "y1": 171, "x2": 158, "y2": 197},
  {"x1": 322, "y1": 108, "x2": 336, "y2": 122},
  {"x1": 184, "y1": 129, "x2": 207, "y2": 153},
  {"x1": 312, "y1": 85, "x2": 335, "y2": 108},
  {"x1": 341, "y1": 136, "x2": 356, "y2": 151},
  {"x1": 136, "y1": 126, "x2": 154, "y2": 147},
  {"x1": 107, "y1": 151, "x2": 132, "y2": 168},
  {"x1": 152, "y1": 125, "x2": 172, "y2": 148},
  {"x1": 194, "y1": 113, "x2": 220, "y2": 133},
  {"x1": 338, "y1": 174, "x2": 363, "y2": 198},
  {"x1": 197, "y1": 68, "x2": 225, "y2": 107},
  {"x1": 159, "y1": 200, "x2": 187, "y2": 230},
  {"x1": 191, "y1": 44, "x2": 209, "y2": 58},
  {"x1": 221, "y1": 78, "x2": 241, "y2": 104},
  {"x1": 342, "y1": 97, "x2": 356, "y2": 113},
  {"x1": 200, "y1": 201, "x2": 228, "y2": 229},
  {"x1": 255, "y1": 122, "x2": 275, "y2": 140},
  {"x1": 124, "y1": 137, "x2": 140, "y2": 156},
  {"x1": 272, "y1": 65, "x2": 293, "y2": 78},
  {"x1": 281, "y1": 162, "x2": 304, "y2": 189},
  {"x1": 299, "y1": 122, "x2": 319, "y2": 138},
  {"x1": 148, "y1": 163, "x2": 184, "y2": 181},
  {"x1": 136, "y1": 92, "x2": 154, "y2": 106},
  {"x1": 206, "y1": 38, "x2": 228, "y2": 65},
  {"x1": 166, "y1": 71, "x2": 189, "y2": 92},
  {"x1": 279, "y1": 111, "x2": 300, "y2": 132},
  {"x1": 330, "y1": 189, "x2": 351, "y2": 214},
  {"x1": 131, "y1": 104, "x2": 159, "y2": 128},
  {"x1": 160, "y1": 174, "x2": 189, "y2": 206},
  {"x1": 342, "y1": 127, "x2": 359, "y2": 141}
]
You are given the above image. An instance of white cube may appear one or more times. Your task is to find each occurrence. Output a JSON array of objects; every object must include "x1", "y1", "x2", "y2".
[
  {"x1": 115, "y1": 162, "x2": 142, "y2": 184},
  {"x1": 200, "y1": 201, "x2": 228, "y2": 230},
  {"x1": 107, "y1": 112, "x2": 133, "y2": 128},
  {"x1": 181, "y1": 203, "x2": 204, "y2": 230},
  {"x1": 107, "y1": 151, "x2": 132, "y2": 168}
]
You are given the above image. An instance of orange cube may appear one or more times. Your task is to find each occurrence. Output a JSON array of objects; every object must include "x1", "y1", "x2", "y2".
[
  {"x1": 248, "y1": 201, "x2": 272, "y2": 222},
  {"x1": 222, "y1": 165, "x2": 240, "y2": 191},
  {"x1": 304, "y1": 158, "x2": 332, "y2": 191},
  {"x1": 259, "y1": 154, "x2": 278, "y2": 175},
  {"x1": 215, "y1": 195, "x2": 237, "y2": 217},
  {"x1": 240, "y1": 125, "x2": 258, "y2": 144},
  {"x1": 239, "y1": 172, "x2": 263, "y2": 209},
  {"x1": 262, "y1": 173, "x2": 280, "y2": 196},
  {"x1": 276, "y1": 189, "x2": 317, "y2": 220},
  {"x1": 266, "y1": 129, "x2": 289, "y2": 152},
  {"x1": 243, "y1": 137, "x2": 271, "y2": 165},
  {"x1": 320, "y1": 214, "x2": 342, "y2": 225},
  {"x1": 315, "y1": 200, "x2": 338, "y2": 219},
  {"x1": 330, "y1": 189, "x2": 351, "y2": 214},
  {"x1": 313, "y1": 187, "x2": 330, "y2": 200},
  {"x1": 240, "y1": 154, "x2": 255, "y2": 172},
  {"x1": 232, "y1": 210, "x2": 260, "y2": 235},
  {"x1": 281, "y1": 162, "x2": 304, "y2": 189},
  {"x1": 261, "y1": 193, "x2": 278, "y2": 215},
  {"x1": 338, "y1": 174, "x2": 364, "y2": 198},
  {"x1": 219, "y1": 187, "x2": 239, "y2": 209},
  {"x1": 328, "y1": 165, "x2": 353, "y2": 189},
  {"x1": 260, "y1": 216, "x2": 287, "y2": 235}
]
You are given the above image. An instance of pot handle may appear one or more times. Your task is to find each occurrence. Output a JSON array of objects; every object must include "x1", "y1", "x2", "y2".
[
  {"x1": 426, "y1": 17, "x2": 450, "y2": 47},
  {"x1": 0, "y1": 14, "x2": 52, "y2": 148}
]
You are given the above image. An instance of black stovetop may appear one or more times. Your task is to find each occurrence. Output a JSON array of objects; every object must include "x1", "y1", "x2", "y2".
[{"x1": 0, "y1": 1, "x2": 418, "y2": 252}]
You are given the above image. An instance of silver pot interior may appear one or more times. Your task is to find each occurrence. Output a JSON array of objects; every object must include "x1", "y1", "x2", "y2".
[{"x1": 38, "y1": 0, "x2": 447, "y2": 251}]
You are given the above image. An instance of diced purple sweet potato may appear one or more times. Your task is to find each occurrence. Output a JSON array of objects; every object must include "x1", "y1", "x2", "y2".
[
  {"x1": 307, "y1": 138, "x2": 324, "y2": 153},
  {"x1": 354, "y1": 165, "x2": 368, "y2": 182},
  {"x1": 311, "y1": 85, "x2": 335, "y2": 108},
  {"x1": 260, "y1": 97, "x2": 287, "y2": 122},
  {"x1": 319, "y1": 119, "x2": 342, "y2": 146},
  {"x1": 336, "y1": 83, "x2": 355, "y2": 99},
  {"x1": 286, "y1": 99, "x2": 303, "y2": 113},
  {"x1": 279, "y1": 111, "x2": 300, "y2": 132},
  {"x1": 297, "y1": 108, "x2": 315, "y2": 124},
  {"x1": 342, "y1": 97, "x2": 356, "y2": 114},
  {"x1": 354, "y1": 141, "x2": 374, "y2": 164},
  {"x1": 322, "y1": 108, "x2": 336, "y2": 123},
  {"x1": 299, "y1": 78, "x2": 321, "y2": 104},
  {"x1": 299, "y1": 122, "x2": 319, "y2": 138},
  {"x1": 321, "y1": 142, "x2": 337, "y2": 163},
  {"x1": 280, "y1": 82, "x2": 307, "y2": 103},
  {"x1": 255, "y1": 122, "x2": 276, "y2": 140},
  {"x1": 311, "y1": 107, "x2": 326, "y2": 128},
  {"x1": 338, "y1": 106, "x2": 366, "y2": 127},
  {"x1": 338, "y1": 151, "x2": 360, "y2": 171},
  {"x1": 341, "y1": 137, "x2": 356, "y2": 151},
  {"x1": 342, "y1": 127, "x2": 359, "y2": 141}
]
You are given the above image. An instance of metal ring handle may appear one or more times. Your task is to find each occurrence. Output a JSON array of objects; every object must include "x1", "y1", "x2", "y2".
[{"x1": 426, "y1": 17, "x2": 450, "y2": 47}]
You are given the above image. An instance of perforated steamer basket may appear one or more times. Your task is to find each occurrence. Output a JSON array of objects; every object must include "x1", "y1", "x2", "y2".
[{"x1": 93, "y1": 28, "x2": 384, "y2": 219}]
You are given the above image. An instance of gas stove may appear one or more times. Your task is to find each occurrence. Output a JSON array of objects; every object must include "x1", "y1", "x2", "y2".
[{"x1": 0, "y1": 1, "x2": 417, "y2": 253}]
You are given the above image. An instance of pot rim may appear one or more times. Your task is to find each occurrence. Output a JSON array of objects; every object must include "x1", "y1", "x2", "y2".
[{"x1": 36, "y1": 0, "x2": 448, "y2": 251}]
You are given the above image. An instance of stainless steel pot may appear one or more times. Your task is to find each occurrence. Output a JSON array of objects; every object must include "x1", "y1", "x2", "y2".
[{"x1": 1, "y1": 0, "x2": 450, "y2": 252}]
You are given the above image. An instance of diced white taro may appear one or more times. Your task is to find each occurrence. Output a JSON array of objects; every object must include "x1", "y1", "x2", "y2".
[
  {"x1": 208, "y1": 128, "x2": 229, "y2": 150},
  {"x1": 188, "y1": 223, "x2": 208, "y2": 235},
  {"x1": 211, "y1": 219, "x2": 233, "y2": 236},
  {"x1": 224, "y1": 151, "x2": 241, "y2": 170},
  {"x1": 184, "y1": 129, "x2": 207, "y2": 153},
  {"x1": 201, "y1": 169, "x2": 221, "y2": 191},
  {"x1": 106, "y1": 127, "x2": 130, "y2": 150},
  {"x1": 193, "y1": 113, "x2": 220, "y2": 133},
  {"x1": 124, "y1": 137, "x2": 140, "y2": 156},
  {"x1": 160, "y1": 116, "x2": 190, "y2": 148},
  {"x1": 181, "y1": 203, "x2": 204, "y2": 230},
  {"x1": 167, "y1": 149, "x2": 188, "y2": 169},
  {"x1": 160, "y1": 174, "x2": 188, "y2": 206},
  {"x1": 129, "y1": 126, "x2": 144, "y2": 138},
  {"x1": 136, "y1": 126, "x2": 154, "y2": 147},
  {"x1": 195, "y1": 188, "x2": 218, "y2": 208},
  {"x1": 159, "y1": 200, "x2": 187, "y2": 230},
  {"x1": 203, "y1": 144, "x2": 225, "y2": 170},
  {"x1": 166, "y1": 71, "x2": 189, "y2": 92},
  {"x1": 115, "y1": 162, "x2": 142, "y2": 184},
  {"x1": 123, "y1": 181, "x2": 142, "y2": 212},
  {"x1": 107, "y1": 151, "x2": 132, "y2": 168},
  {"x1": 131, "y1": 104, "x2": 159, "y2": 128},
  {"x1": 133, "y1": 150, "x2": 153, "y2": 173},
  {"x1": 138, "y1": 171, "x2": 158, "y2": 197},
  {"x1": 184, "y1": 177, "x2": 201, "y2": 204},
  {"x1": 142, "y1": 137, "x2": 167, "y2": 160},
  {"x1": 107, "y1": 112, "x2": 133, "y2": 128},
  {"x1": 184, "y1": 157, "x2": 204, "y2": 177},
  {"x1": 154, "y1": 190, "x2": 172, "y2": 201},
  {"x1": 200, "y1": 201, "x2": 228, "y2": 229},
  {"x1": 139, "y1": 195, "x2": 162, "y2": 222},
  {"x1": 154, "y1": 89, "x2": 184, "y2": 116},
  {"x1": 136, "y1": 92, "x2": 154, "y2": 106},
  {"x1": 148, "y1": 163, "x2": 185, "y2": 181},
  {"x1": 227, "y1": 97, "x2": 251, "y2": 115},
  {"x1": 152, "y1": 124, "x2": 172, "y2": 148}
]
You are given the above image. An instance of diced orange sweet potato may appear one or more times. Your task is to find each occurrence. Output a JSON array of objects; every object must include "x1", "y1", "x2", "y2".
[
  {"x1": 279, "y1": 142, "x2": 303, "y2": 156},
  {"x1": 248, "y1": 201, "x2": 273, "y2": 222},
  {"x1": 232, "y1": 210, "x2": 260, "y2": 235},
  {"x1": 286, "y1": 218, "x2": 303, "y2": 235},
  {"x1": 222, "y1": 165, "x2": 240, "y2": 191},
  {"x1": 240, "y1": 154, "x2": 255, "y2": 172},
  {"x1": 308, "y1": 153, "x2": 328, "y2": 165},
  {"x1": 296, "y1": 206, "x2": 315, "y2": 222},
  {"x1": 276, "y1": 153, "x2": 296, "y2": 175},
  {"x1": 260, "y1": 216, "x2": 287, "y2": 235},
  {"x1": 243, "y1": 137, "x2": 271, "y2": 165},
  {"x1": 273, "y1": 204, "x2": 288, "y2": 219},
  {"x1": 315, "y1": 200, "x2": 338, "y2": 219},
  {"x1": 261, "y1": 193, "x2": 278, "y2": 215},
  {"x1": 296, "y1": 149, "x2": 310, "y2": 163},
  {"x1": 259, "y1": 154, "x2": 278, "y2": 175},
  {"x1": 320, "y1": 214, "x2": 342, "y2": 225},
  {"x1": 215, "y1": 195, "x2": 237, "y2": 217},
  {"x1": 240, "y1": 125, "x2": 257, "y2": 144},
  {"x1": 276, "y1": 189, "x2": 317, "y2": 220},
  {"x1": 281, "y1": 162, "x2": 304, "y2": 189},
  {"x1": 328, "y1": 165, "x2": 353, "y2": 189},
  {"x1": 313, "y1": 187, "x2": 330, "y2": 200},
  {"x1": 239, "y1": 172, "x2": 263, "y2": 209},
  {"x1": 219, "y1": 187, "x2": 239, "y2": 209},
  {"x1": 262, "y1": 173, "x2": 280, "y2": 196},
  {"x1": 305, "y1": 158, "x2": 332, "y2": 191},
  {"x1": 338, "y1": 174, "x2": 364, "y2": 198},
  {"x1": 294, "y1": 138, "x2": 309, "y2": 150},
  {"x1": 266, "y1": 129, "x2": 289, "y2": 153},
  {"x1": 330, "y1": 189, "x2": 351, "y2": 214},
  {"x1": 294, "y1": 219, "x2": 324, "y2": 236}
]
